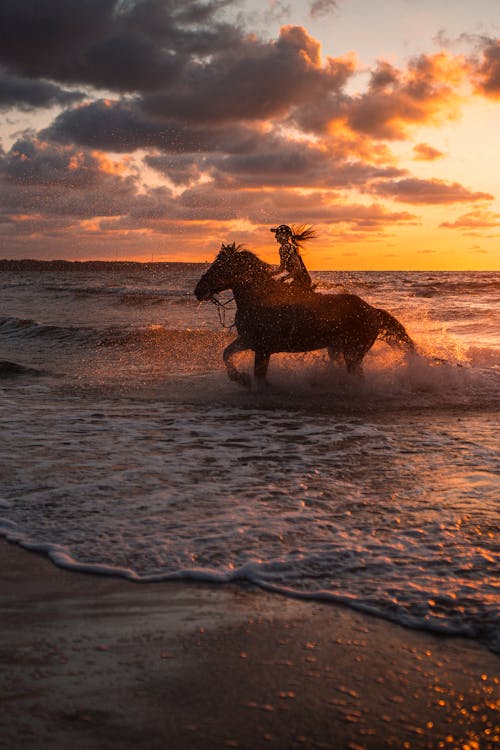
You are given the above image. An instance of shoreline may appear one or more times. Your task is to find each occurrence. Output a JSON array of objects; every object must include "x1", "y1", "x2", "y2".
[
  {"x1": 1, "y1": 260, "x2": 497, "y2": 273},
  {"x1": 2, "y1": 539, "x2": 498, "y2": 750}
]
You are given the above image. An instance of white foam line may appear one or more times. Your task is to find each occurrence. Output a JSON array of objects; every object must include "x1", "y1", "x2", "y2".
[{"x1": 1, "y1": 517, "x2": 497, "y2": 654}]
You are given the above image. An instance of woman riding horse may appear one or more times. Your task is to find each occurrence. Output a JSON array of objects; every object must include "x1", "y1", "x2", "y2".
[
  {"x1": 194, "y1": 243, "x2": 416, "y2": 390},
  {"x1": 270, "y1": 224, "x2": 316, "y2": 293}
]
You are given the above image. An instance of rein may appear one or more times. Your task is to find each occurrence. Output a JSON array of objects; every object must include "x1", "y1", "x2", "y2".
[{"x1": 209, "y1": 294, "x2": 236, "y2": 330}]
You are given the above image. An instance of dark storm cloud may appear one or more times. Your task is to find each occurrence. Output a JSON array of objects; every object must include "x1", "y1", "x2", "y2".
[
  {"x1": 43, "y1": 99, "x2": 263, "y2": 154},
  {"x1": 0, "y1": 0, "x2": 239, "y2": 93},
  {"x1": 370, "y1": 178, "x2": 493, "y2": 204},
  {"x1": 0, "y1": 70, "x2": 84, "y2": 110},
  {"x1": 141, "y1": 25, "x2": 355, "y2": 124},
  {"x1": 0, "y1": 0, "x2": 116, "y2": 83},
  {"x1": 43, "y1": 99, "x2": 193, "y2": 153}
]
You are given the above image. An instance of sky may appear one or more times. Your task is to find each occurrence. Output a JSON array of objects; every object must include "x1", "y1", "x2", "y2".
[{"x1": 0, "y1": 0, "x2": 499, "y2": 269}]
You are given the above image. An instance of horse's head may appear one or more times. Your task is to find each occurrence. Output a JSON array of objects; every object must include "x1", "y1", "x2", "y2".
[{"x1": 194, "y1": 242, "x2": 247, "y2": 300}]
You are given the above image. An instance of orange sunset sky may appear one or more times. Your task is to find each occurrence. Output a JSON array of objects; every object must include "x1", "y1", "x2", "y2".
[{"x1": 0, "y1": 0, "x2": 499, "y2": 269}]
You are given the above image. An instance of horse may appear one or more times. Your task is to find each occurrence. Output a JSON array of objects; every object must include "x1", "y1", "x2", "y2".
[{"x1": 194, "y1": 243, "x2": 416, "y2": 389}]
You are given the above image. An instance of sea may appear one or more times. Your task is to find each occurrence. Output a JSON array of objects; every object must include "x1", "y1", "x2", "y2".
[{"x1": 0, "y1": 260, "x2": 498, "y2": 653}]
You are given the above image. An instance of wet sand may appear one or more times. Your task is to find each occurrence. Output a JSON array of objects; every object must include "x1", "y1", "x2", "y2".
[{"x1": 1, "y1": 540, "x2": 498, "y2": 750}]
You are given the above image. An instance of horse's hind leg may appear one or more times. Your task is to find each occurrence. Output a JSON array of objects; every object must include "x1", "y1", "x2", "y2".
[
  {"x1": 254, "y1": 350, "x2": 270, "y2": 391},
  {"x1": 223, "y1": 337, "x2": 251, "y2": 389},
  {"x1": 344, "y1": 354, "x2": 364, "y2": 377},
  {"x1": 328, "y1": 347, "x2": 345, "y2": 368},
  {"x1": 344, "y1": 345, "x2": 372, "y2": 377},
  {"x1": 344, "y1": 330, "x2": 379, "y2": 377}
]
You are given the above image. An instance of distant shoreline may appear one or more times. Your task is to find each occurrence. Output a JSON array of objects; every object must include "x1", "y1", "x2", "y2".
[
  {"x1": 0, "y1": 258, "x2": 203, "y2": 271},
  {"x1": 0, "y1": 259, "x2": 494, "y2": 273}
]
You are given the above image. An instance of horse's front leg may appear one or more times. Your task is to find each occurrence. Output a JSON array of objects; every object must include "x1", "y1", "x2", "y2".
[
  {"x1": 223, "y1": 337, "x2": 252, "y2": 389},
  {"x1": 254, "y1": 350, "x2": 270, "y2": 392}
]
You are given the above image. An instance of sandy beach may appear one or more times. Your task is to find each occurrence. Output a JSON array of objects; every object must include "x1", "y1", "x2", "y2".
[{"x1": 1, "y1": 540, "x2": 498, "y2": 750}]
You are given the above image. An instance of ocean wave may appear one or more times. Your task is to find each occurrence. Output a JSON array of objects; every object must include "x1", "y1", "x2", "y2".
[
  {"x1": 410, "y1": 280, "x2": 500, "y2": 298},
  {"x1": 465, "y1": 345, "x2": 500, "y2": 368},
  {"x1": 52, "y1": 284, "x2": 194, "y2": 307},
  {"x1": 0, "y1": 315, "x2": 222, "y2": 351},
  {"x1": 0, "y1": 360, "x2": 45, "y2": 377},
  {"x1": 97, "y1": 325, "x2": 226, "y2": 350},
  {"x1": 118, "y1": 292, "x2": 170, "y2": 306},
  {"x1": 0, "y1": 316, "x2": 101, "y2": 345},
  {"x1": 314, "y1": 273, "x2": 500, "y2": 299}
]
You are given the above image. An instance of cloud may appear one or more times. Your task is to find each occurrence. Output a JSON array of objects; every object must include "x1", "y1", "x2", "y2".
[
  {"x1": 146, "y1": 136, "x2": 404, "y2": 190},
  {"x1": 44, "y1": 98, "x2": 404, "y2": 190},
  {"x1": 412, "y1": 143, "x2": 444, "y2": 161},
  {"x1": 115, "y1": 183, "x2": 418, "y2": 228},
  {"x1": 1, "y1": 5, "x2": 480, "y2": 154},
  {"x1": 0, "y1": 137, "x2": 140, "y2": 221},
  {"x1": 309, "y1": 0, "x2": 338, "y2": 19},
  {"x1": 141, "y1": 26, "x2": 355, "y2": 124},
  {"x1": 440, "y1": 209, "x2": 500, "y2": 228},
  {"x1": 43, "y1": 99, "x2": 264, "y2": 154},
  {"x1": 294, "y1": 52, "x2": 469, "y2": 139},
  {"x1": 434, "y1": 35, "x2": 500, "y2": 100},
  {"x1": 41, "y1": 23, "x2": 357, "y2": 145},
  {"x1": 1, "y1": 136, "x2": 136, "y2": 188},
  {"x1": 0, "y1": 0, "x2": 237, "y2": 93},
  {"x1": 0, "y1": 135, "x2": 417, "y2": 254},
  {"x1": 370, "y1": 178, "x2": 493, "y2": 204},
  {"x1": 0, "y1": 4, "x2": 498, "y2": 261},
  {"x1": 262, "y1": 1, "x2": 291, "y2": 24},
  {"x1": 0, "y1": 2, "x2": 353, "y2": 124},
  {"x1": 0, "y1": 69, "x2": 84, "y2": 110},
  {"x1": 474, "y1": 37, "x2": 500, "y2": 98}
]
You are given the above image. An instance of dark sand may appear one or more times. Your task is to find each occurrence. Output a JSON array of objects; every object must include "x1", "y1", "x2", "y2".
[{"x1": 1, "y1": 540, "x2": 498, "y2": 750}]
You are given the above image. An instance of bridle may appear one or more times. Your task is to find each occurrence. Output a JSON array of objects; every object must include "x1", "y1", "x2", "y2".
[{"x1": 209, "y1": 293, "x2": 236, "y2": 330}]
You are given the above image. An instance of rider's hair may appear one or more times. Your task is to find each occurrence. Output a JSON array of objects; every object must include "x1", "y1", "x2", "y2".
[{"x1": 290, "y1": 225, "x2": 317, "y2": 248}]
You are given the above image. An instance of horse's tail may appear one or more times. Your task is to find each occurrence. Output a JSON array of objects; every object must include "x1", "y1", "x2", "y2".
[{"x1": 376, "y1": 308, "x2": 416, "y2": 354}]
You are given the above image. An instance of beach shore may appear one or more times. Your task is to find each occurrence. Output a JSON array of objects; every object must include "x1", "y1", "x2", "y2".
[{"x1": 1, "y1": 540, "x2": 498, "y2": 750}]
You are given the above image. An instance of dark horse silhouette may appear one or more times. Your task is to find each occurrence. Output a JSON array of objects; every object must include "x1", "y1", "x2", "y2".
[{"x1": 194, "y1": 243, "x2": 416, "y2": 389}]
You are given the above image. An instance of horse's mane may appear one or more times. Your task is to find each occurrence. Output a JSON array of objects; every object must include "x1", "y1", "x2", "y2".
[
  {"x1": 219, "y1": 241, "x2": 311, "y2": 302},
  {"x1": 223, "y1": 242, "x2": 246, "y2": 253},
  {"x1": 220, "y1": 242, "x2": 273, "y2": 272}
]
